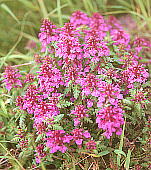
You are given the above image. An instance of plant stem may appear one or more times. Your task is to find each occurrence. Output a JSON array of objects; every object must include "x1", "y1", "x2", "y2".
[
  {"x1": 0, "y1": 143, "x2": 25, "y2": 170},
  {"x1": 38, "y1": 0, "x2": 48, "y2": 18}
]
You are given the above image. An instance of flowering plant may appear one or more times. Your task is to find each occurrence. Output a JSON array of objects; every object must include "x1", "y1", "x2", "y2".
[{"x1": 2, "y1": 11, "x2": 150, "y2": 169}]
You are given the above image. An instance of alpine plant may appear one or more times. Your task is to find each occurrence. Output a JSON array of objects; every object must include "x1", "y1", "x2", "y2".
[{"x1": 2, "y1": 11, "x2": 150, "y2": 164}]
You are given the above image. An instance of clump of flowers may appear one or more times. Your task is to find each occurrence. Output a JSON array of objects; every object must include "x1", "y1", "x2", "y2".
[
  {"x1": 46, "y1": 130, "x2": 72, "y2": 153},
  {"x1": 2, "y1": 11, "x2": 150, "y2": 167},
  {"x1": 86, "y1": 140, "x2": 96, "y2": 150},
  {"x1": 3, "y1": 66, "x2": 22, "y2": 91},
  {"x1": 70, "y1": 105, "x2": 89, "y2": 126}
]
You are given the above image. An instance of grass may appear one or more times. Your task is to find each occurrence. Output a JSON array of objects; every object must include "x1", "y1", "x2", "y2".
[{"x1": 0, "y1": 0, "x2": 151, "y2": 57}]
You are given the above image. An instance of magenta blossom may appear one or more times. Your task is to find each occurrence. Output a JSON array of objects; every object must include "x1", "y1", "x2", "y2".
[
  {"x1": 70, "y1": 10, "x2": 90, "y2": 27},
  {"x1": 96, "y1": 106, "x2": 124, "y2": 139},
  {"x1": 70, "y1": 105, "x2": 89, "y2": 126},
  {"x1": 46, "y1": 130, "x2": 72, "y2": 153},
  {"x1": 96, "y1": 82, "x2": 123, "y2": 107},
  {"x1": 3, "y1": 66, "x2": 22, "y2": 91},
  {"x1": 35, "y1": 144, "x2": 46, "y2": 163},
  {"x1": 38, "y1": 62, "x2": 64, "y2": 95},
  {"x1": 86, "y1": 140, "x2": 96, "y2": 150},
  {"x1": 111, "y1": 29, "x2": 130, "y2": 46},
  {"x1": 38, "y1": 19, "x2": 58, "y2": 52},
  {"x1": 121, "y1": 63, "x2": 149, "y2": 89},
  {"x1": 71, "y1": 128, "x2": 91, "y2": 146}
]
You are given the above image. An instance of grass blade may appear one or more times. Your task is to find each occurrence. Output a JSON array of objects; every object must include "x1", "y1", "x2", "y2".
[
  {"x1": 117, "y1": 0, "x2": 132, "y2": 8},
  {"x1": 18, "y1": 0, "x2": 38, "y2": 11},
  {"x1": 146, "y1": 0, "x2": 151, "y2": 17},
  {"x1": 124, "y1": 149, "x2": 131, "y2": 170},
  {"x1": 47, "y1": 3, "x2": 68, "y2": 17},
  {"x1": 83, "y1": 0, "x2": 91, "y2": 15},
  {"x1": 57, "y1": 0, "x2": 63, "y2": 25},
  {"x1": 0, "y1": 99, "x2": 8, "y2": 118},
  {"x1": 117, "y1": 118, "x2": 126, "y2": 166},
  {"x1": 37, "y1": 0, "x2": 48, "y2": 18},
  {"x1": 1, "y1": 3, "x2": 20, "y2": 24},
  {"x1": 136, "y1": 0, "x2": 148, "y2": 18}
]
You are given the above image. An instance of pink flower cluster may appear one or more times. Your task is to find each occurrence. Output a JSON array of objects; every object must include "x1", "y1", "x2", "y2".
[
  {"x1": 70, "y1": 105, "x2": 89, "y2": 126},
  {"x1": 96, "y1": 106, "x2": 124, "y2": 138},
  {"x1": 46, "y1": 130, "x2": 72, "y2": 153},
  {"x1": 3, "y1": 66, "x2": 22, "y2": 91},
  {"x1": 3, "y1": 11, "x2": 150, "y2": 162}
]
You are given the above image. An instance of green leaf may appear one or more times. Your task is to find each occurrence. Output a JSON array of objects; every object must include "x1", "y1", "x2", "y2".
[
  {"x1": 123, "y1": 99, "x2": 133, "y2": 106},
  {"x1": 19, "y1": 114, "x2": 26, "y2": 130},
  {"x1": 37, "y1": 0, "x2": 48, "y2": 18},
  {"x1": 64, "y1": 87, "x2": 71, "y2": 94},
  {"x1": 18, "y1": 0, "x2": 38, "y2": 10},
  {"x1": 134, "y1": 103, "x2": 141, "y2": 114},
  {"x1": 130, "y1": 89, "x2": 136, "y2": 95},
  {"x1": 98, "y1": 150, "x2": 110, "y2": 156},
  {"x1": 124, "y1": 149, "x2": 131, "y2": 170},
  {"x1": 35, "y1": 134, "x2": 44, "y2": 143},
  {"x1": 117, "y1": 119, "x2": 126, "y2": 166},
  {"x1": 0, "y1": 156, "x2": 14, "y2": 159},
  {"x1": 0, "y1": 99, "x2": 8, "y2": 117},
  {"x1": 11, "y1": 137, "x2": 20, "y2": 142},
  {"x1": 84, "y1": 117, "x2": 93, "y2": 123},
  {"x1": 57, "y1": 100, "x2": 73, "y2": 108},
  {"x1": 73, "y1": 85, "x2": 80, "y2": 99},
  {"x1": 52, "y1": 124, "x2": 63, "y2": 130},
  {"x1": 57, "y1": 0, "x2": 63, "y2": 25},
  {"x1": 114, "y1": 149, "x2": 126, "y2": 157},
  {"x1": 54, "y1": 114, "x2": 64, "y2": 122}
]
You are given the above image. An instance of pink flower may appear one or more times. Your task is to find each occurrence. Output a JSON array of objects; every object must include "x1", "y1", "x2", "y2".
[
  {"x1": 107, "y1": 16, "x2": 123, "y2": 30},
  {"x1": 90, "y1": 13, "x2": 109, "y2": 37},
  {"x1": 83, "y1": 37, "x2": 110, "y2": 61},
  {"x1": 96, "y1": 106, "x2": 124, "y2": 138},
  {"x1": 12, "y1": 11, "x2": 150, "y2": 157},
  {"x1": 70, "y1": 105, "x2": 89, "y2": 126},
  {"x1": 46, "y1": 130, "x2": 72, "y2": 153},
  {"x1": 70, "y1": 11, "x2": 90, "y2": 27},
  {"x1": 71, "y1": 128, "x2": 91, "y2": 146},
  {"x1": 19, "y1": 85, "x2": 42, "y2": 114},
  {"x1": 38, "y1": 61, "x2": 64, "y2": 95},
  {"x1": 119, "y1": 52, "x2": 139, "y2": 67},
  {"x1": 3, "y1": 66, "x2": 22, "y2": 91},
  {"x1": 87, "y1": 99, "x2": 93, "y2": 107},
  {"x1": 35, "y1": 144, "x2": 46, "y2": 163},
  {"x1": 64, "y1": 66, "x2": 81, "y2": 86},
  {"x1": 34, "y1": 100, "x2": 59, "y2": 123},
  {"x1": 97, "y1": 82, "x2": 123, "y2": 107},
  {"x1": 86, "y1": 140, "x2": 96, "y2": 150},
  {"x1": 131, "y1": 91, "x2": 147, "y2": 104},
  {"x1": 121, "y1": 63, "x2": 149, "y2": 89},
  {"x1": 111, "y1": 29, "x2": 130, "y2": 46},
  {"x1": 38, "y1": 19, "x2": 58, "y2": 52},
  {"x1": 133, "y1": 37, "x2": 150, "y2": 52},
  {"x1": 76, "y1": 73, "x2": 100, "y2": 96},
  {"x1": 24, "y1": 73, "x2": 35, "y2": 83},
  {"x1": 56, "y1": 35, "x2": 83, "y2": 61}
]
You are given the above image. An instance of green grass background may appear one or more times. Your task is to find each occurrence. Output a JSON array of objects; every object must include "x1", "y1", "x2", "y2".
[{"x1": 0, "y1": 0, "x2": 151, "y2": 65}]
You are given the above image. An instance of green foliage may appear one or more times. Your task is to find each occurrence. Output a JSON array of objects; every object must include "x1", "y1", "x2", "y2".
[
  {"x1": 19, "y1": 114, "x2": 26, "y2": 130},
  {"x1": 57, "y1": 100, "x2": 73, "y2": 108},
  {"x1": 124, "y1": 149, "x2": 132, "y2": 170},
  {"x1": 72, "y1": 84, "x2": 81, "y2": 99}
]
